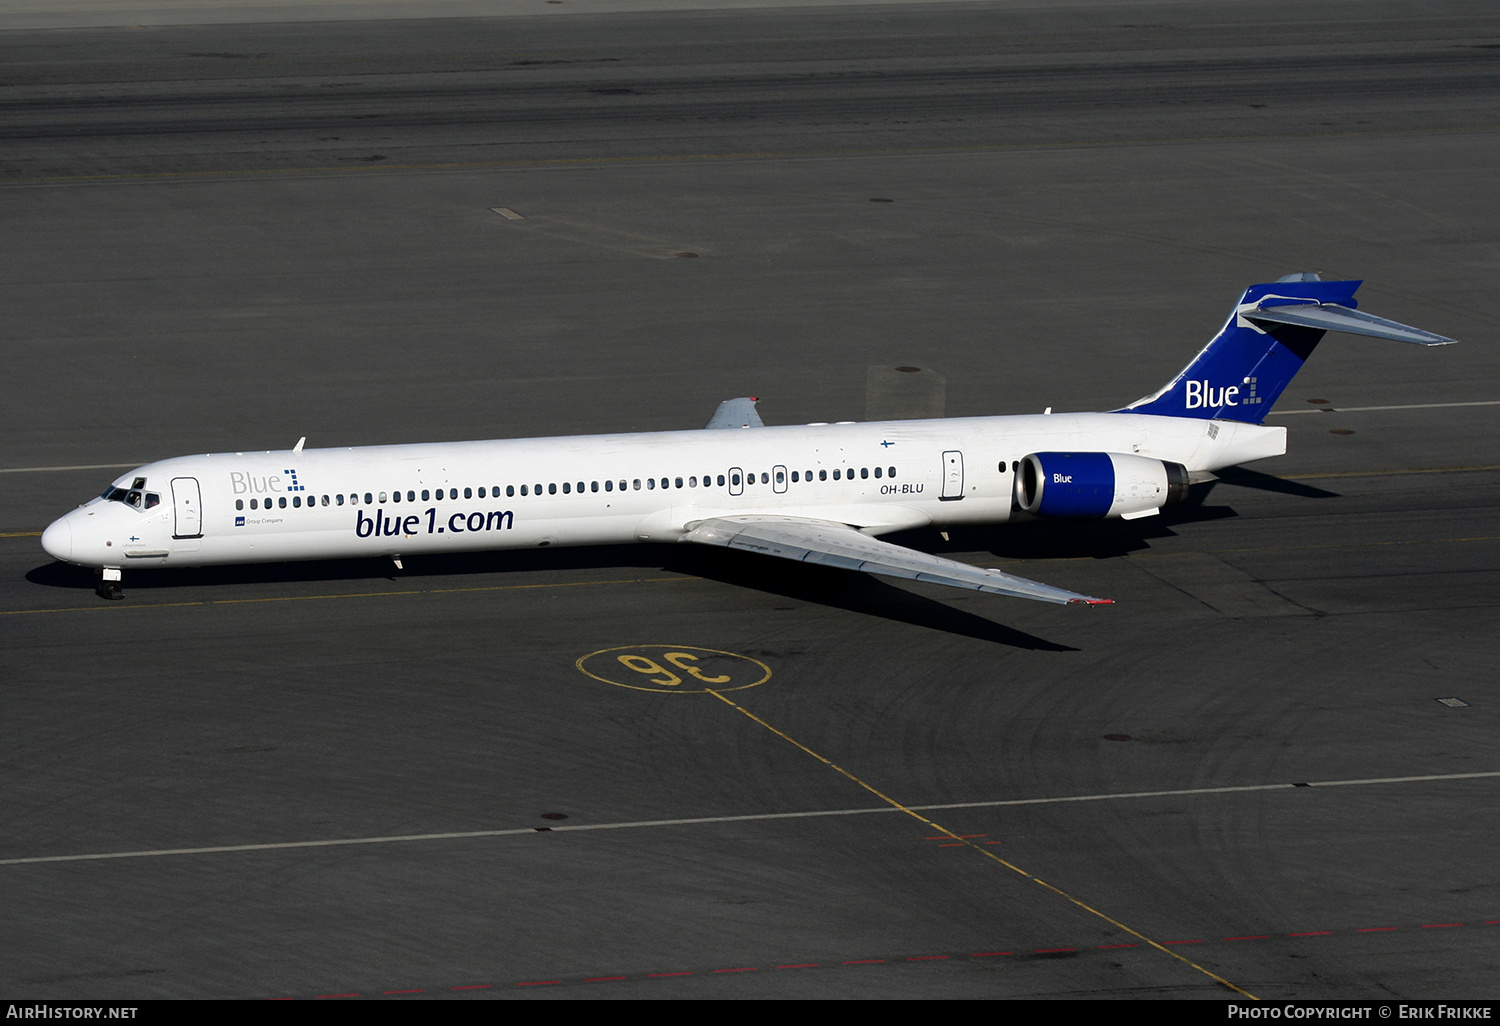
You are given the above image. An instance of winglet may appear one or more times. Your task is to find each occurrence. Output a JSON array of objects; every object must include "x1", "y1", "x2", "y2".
[{"x1": 705, "y1": 397, "x2": 764, "y2": 429}]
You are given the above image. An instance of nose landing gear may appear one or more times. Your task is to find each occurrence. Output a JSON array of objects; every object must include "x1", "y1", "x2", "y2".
[{"x1": 96, "y1": 567, "x2": 123, "y2": 600}]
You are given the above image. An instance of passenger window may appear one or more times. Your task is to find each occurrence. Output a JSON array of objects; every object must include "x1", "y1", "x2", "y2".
[
  {"x1": 392, "y1": 491, "x2": 401, "y2": 503},
  {"x1": 578, "y1": 482, "x2": 586, "y2": 493},
  {"x1": 464, "y1": 487, "x2": 472, "y2": 499},
  {"x1": 520, "y1": 485, "x2": 528, "y2": 496},
  {"x1": 647, "y1": 478, "x2": 656, "y2": 490},
  {"x1": 717, "y1": 474, "x2": 725, "y2": 486},
  {"x1": 478, "y1": 487, "x2": 486, "y2": 498},
  {"x1": 279, "y1": 497, "x2": 287, "y2": 508},
  {"x1": 294, "y1": 496, "x2": 302, "y2": 508},
  {"x1": 250, "y1": 499, "x2": 258, "y2": 510},
  {"x1": 407, "y1": 491, "x2": 415, "y2": 502},
  {"x1": 605, "y1": 480, "x2": 613, "y2": 492},
  {"x1": 861, "y1": 468, "x2": 869, "y2": 479},
  {"x1": 236, "y1": 499, "x2": 244, "y2": 511},
  {"x1": 591, "y1": 481, "x2": 599, "y2": 492},
  {"x1": 563, "y1": 482, "x2": 571, "y2": 494},
  {"x1": 874, "y1": 467, "x2": 882, "y2": 478},
  {"x1": 689, "y1": 476, "x2": 697, "y2": 487},
  {"x1": 790, "y1": 472, "x2": 798, "y2": 483},
  {"x1": 832, "y1": 470, "x2": 841, "y2": 480},
  {"x1": 633, "y1": 479, "x2": 642, "y2": 490},
  {"x1": 889, "y1": 467, "x2": 896, "y2": 478},
  {"x1": 819, "y1": 470, "x2": 827, "y2": 481},
  {"x1": 548, "y1": 483, "x2": 557, "y2": 495},
  {"x1": 507, "y1": 485, "x2": 516, "y2": 497},
  {"x1": 336, "y1": 494, "x2": 344, "y2": 506}
]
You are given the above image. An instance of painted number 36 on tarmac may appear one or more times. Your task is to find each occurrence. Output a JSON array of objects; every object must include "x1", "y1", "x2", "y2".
[{"x1": 575, "y1": 645, "x2": 771, "y2": 693}]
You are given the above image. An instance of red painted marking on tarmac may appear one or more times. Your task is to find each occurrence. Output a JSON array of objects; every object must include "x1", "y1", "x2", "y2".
[
  {"x1": 297, "y1": 912, "x2": 1500, "y2": 997},
  {"x1": 938, "y1": 843, "x2": 965, "y2": 847},
  {"x1": 983, "y1": 841, "x2": 1004, "y2": 845}
]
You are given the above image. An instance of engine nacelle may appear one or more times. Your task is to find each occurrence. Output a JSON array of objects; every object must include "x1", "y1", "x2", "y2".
[{"x1": 1014, "y1": 451, "x2": 1190, "y2": 519}]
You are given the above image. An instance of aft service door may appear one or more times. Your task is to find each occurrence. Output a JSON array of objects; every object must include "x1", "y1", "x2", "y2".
[
  {"x1": 940, "y1": 451, "x2": 964, "y2": 500},
  {"x1": 171, "y1": 477, "x2": 203, "y2": 538},
  {"x1": 728, "y1": 467, "x2": 745, "y2": 496},
  {"x1": 772, "y1": 465, "x2": 788, "y2": 494}
]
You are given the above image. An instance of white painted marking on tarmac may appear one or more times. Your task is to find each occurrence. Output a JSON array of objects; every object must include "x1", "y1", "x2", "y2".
[
  {"x1": 3, "y1": 770, "x2": 1496, "y2": 867},
  {"x1": 0, "y1": 462, "x2": 139, "y2": 475},
  {"x1": 491, "y1": 207, "x2": 524, "y2": 220},
  {"x1": 1270, "y1": 400, "x2": 1500, "y2": 415}
]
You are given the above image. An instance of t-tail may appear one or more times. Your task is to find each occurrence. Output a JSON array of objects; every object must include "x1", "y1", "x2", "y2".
[{"x1": 1119, "y1": 273, "x2": 1456, "y2": 424}]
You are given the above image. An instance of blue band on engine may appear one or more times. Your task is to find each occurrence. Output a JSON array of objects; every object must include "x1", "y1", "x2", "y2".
[{"x1": 1035, "y1": 452, "x2": 1115, "y2": 517}]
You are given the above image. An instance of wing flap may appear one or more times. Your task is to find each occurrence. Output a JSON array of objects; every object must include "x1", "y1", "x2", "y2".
[{"x1": 682, "y1": 515, "x2": 1111, "y2": 605}]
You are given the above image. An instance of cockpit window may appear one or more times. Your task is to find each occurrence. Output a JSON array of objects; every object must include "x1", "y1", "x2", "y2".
[
  {"x1": 125, "y1": 490, "x2": 143, "y2": 509},
  {"x1": 144, "y1": 493, "x2": 160, "y2": 509}
]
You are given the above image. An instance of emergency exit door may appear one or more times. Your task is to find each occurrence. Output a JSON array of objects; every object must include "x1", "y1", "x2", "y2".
[{"x1": 940, "y1": 451, "x2": 964, "y2": 500}]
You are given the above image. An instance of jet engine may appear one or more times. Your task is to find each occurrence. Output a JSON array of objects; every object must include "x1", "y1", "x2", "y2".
[{"x1": 1014, "y1": 451, "x2": 1190, "y2": 519}]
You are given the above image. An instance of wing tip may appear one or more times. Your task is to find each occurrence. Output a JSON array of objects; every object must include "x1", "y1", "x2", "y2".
[{"x1": 1068, "y1": 598, "x2": 1115, "y2": 605}]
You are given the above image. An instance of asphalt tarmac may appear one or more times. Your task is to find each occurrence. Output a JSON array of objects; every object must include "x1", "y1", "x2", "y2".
[{"x1": 2, "y1": 0, "x2": 1499, "y2": 1000}]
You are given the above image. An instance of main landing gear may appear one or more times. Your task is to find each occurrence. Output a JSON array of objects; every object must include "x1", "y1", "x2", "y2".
[{"x1": 96, "y1": 567, "x2": 123, "y2": 600}]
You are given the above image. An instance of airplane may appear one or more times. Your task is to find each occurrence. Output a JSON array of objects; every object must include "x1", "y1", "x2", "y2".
[{"x1": 40, "y1": 274, "x2": 1454, "y2": 603}]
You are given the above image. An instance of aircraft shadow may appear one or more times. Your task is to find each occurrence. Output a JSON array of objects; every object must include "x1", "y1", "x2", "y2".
[
  {"x1": 26, "y1": 543, "x2": 1074, "y2": 652},
  {"x1": 1212, "y1": 465, "x2": 1341, "y2": 499}
]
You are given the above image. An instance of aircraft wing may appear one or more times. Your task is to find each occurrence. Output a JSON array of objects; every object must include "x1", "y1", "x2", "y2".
[
  {"x1": 680, "y1": 515, "x2": 1112, "y2": 605},
  {"x1": 704, "y1": 397, "x2": 765, "y2": 429}
]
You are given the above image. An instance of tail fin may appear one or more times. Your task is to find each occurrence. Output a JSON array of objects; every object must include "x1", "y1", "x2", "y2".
[{"x1": 1120, "y1": 274, "x2": 1455, "y2": 424}]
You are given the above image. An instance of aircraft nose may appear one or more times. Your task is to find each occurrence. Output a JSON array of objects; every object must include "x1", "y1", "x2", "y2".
[{"x1": 41, "y1": 517, "x2": 73, "y2": 562}]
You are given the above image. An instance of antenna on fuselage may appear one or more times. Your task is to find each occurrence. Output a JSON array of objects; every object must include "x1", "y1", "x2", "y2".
[{"x1": 293, "y1": 436, "x2": 306, "y2": 453}]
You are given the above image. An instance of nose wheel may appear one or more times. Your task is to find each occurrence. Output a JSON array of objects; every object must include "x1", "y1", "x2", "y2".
[{"x1": 96, "y1": 567, "x2": 124, "y2": 600}]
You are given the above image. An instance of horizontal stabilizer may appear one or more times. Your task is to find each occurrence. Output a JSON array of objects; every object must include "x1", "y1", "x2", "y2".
[
  {"x1": 682, "y1": 515, "x2": 1111, "y2": 605},
  {"x1": 1245, "y1": 302, "x2": 1456, "y2": 345},
  {"x1": 704, "y1": 397, "x2": 764, "y2": 429}
]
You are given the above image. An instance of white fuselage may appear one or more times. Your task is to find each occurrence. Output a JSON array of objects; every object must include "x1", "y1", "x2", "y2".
[{"x1": 41, "y1": 412, "x2": 1285, "y2": 572}]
